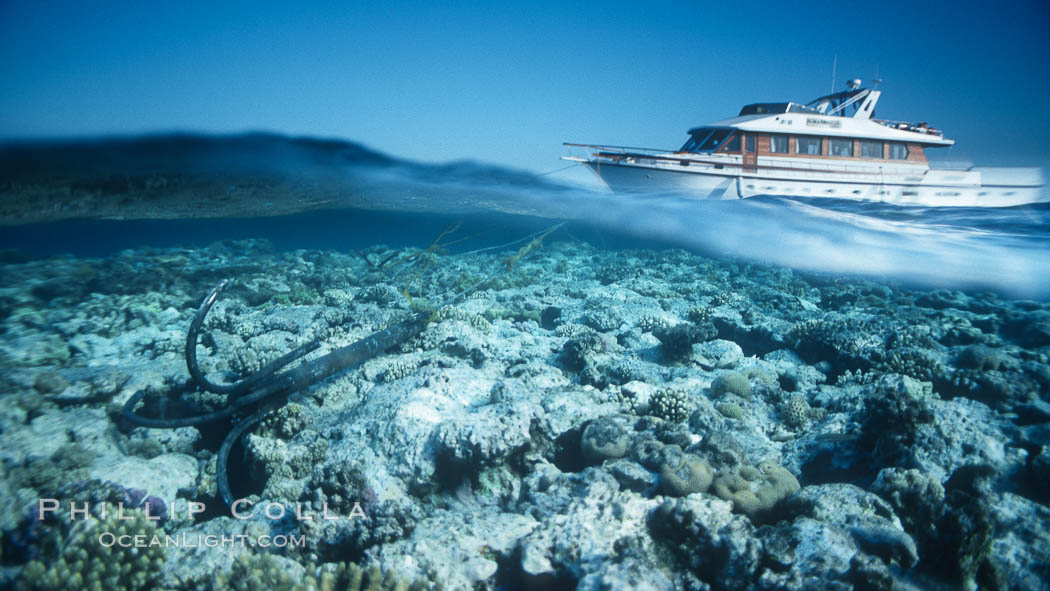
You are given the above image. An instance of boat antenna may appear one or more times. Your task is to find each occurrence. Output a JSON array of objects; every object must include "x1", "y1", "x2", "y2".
[
  {"x1": 830, "y1": 54, "x2": 837, "y2": 93},
  {"x1": 873, "y1": 64, "x2": 883, "y2": 89}
]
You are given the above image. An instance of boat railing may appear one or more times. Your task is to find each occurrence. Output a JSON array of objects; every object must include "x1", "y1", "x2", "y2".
[
  {"x1": 759, "y1": 158, "x2": 848, "y2": 175},
  {"x1": 927, "y1": 159, "x2": 976, "y2": 171},
  {"x1": 563, "y1": 142, "x2": 676, "y2": 157},
  {"x1": 564, "y1": 141, "x2": 926, "y2": 178},
  {"x1": 760, "y1": 158, "x2": 910, "y2": 176},
  {"x1": 873, "y1": 118, "x2": 944, "y2": 136}
]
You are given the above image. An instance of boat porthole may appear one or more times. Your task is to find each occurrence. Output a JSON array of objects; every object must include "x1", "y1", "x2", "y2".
[
  {"x1": 826, "y1": 189, "x2": 835, "y2": 193},
  {"x1": 853, "y1": 190, "x2": 861, "y2": 194},
  {"x1": 978, "y1": 192, "x2": 987, "y2": 196},
  {"x1": 1005, "y1": 191, "x2": 1015, "y2": 196},
  {"x1": 764, "y1": 186, "x2": 775, "y2": 191},
  {"x1": 747, "y1": 184, "x2": 755, "y2": 189}
]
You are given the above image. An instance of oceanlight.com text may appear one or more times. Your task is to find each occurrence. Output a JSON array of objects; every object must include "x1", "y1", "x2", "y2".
[{"x1": 98, "y1": 532, "x2": 306, "y2": 549}]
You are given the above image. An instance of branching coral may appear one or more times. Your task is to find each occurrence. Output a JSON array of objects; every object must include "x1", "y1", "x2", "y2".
[
  {"x1": 649, "y1": 388, "x2": 693, "y2": 423},
  {"x1": 16, "y1": 506, "x2": 166, "y2": 591},
  {"x1": 653, "y1": 322, "x2": 717, "y2": 363},
  {"x1": 213, "y1": 553, "x2": 431, "y2": 591}
]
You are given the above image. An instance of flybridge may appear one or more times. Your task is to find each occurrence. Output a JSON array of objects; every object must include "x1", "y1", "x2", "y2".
[
  {"x1": 740, "y1": 80, "x2": 881, "y2": 120},
  {"x1": 806, "y1": 80, "x2": 881, "y2": 119},
  {"x1": 736, "y1": 80, "x2": 945, "y2": 138}
]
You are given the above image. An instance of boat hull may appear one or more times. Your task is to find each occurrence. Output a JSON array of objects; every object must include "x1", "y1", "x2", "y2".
[{"x1": 585, "y1": 161, "x2": 1046, "y2": 207}]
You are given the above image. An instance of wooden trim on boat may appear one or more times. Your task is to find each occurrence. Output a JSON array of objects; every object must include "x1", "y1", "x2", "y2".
[
  {"x1": 587, "y1": 130, "x2": 928, "y2": 169},
  {"x1": 757, "y1": 134, "x2": 772, "y2": 155},
  {"x1": 906, "y1": 143, "x2": 927, "y2": 163}
]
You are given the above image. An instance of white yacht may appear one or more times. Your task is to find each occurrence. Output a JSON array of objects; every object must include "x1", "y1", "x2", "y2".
[{"x1": 564, "y1": 80, "x2": 1044, "y2": 207}]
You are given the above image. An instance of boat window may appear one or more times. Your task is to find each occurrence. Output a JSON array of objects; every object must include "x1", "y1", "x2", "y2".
[
  {"x1": 721, "y1": 132, "x2": 741, "y2": 152},
  {"x1": 860, "y1": 140, "x2": 884, "y2": 158},
  {"x1": 697, "y1": 129, "x2": 732, "y2": 152},
  {"x1": 769, "y1": 135, "x2": 790, "y2": 154},
  {"x1": 746, "y1": 134, "x2": 756, "y2": 153},
  {"x1": 889, "y1": 143, "x2": 909, "y2": 160},
  {"x1": 739, "y1": 103, "x2": 788, "y2": 115},
  {"x1": 795, "y1": 136, "x2": 822, "y2": 155},
  {"x1": 829, "y1": 138, "x2": 854, "y2": 157},
  {"x1": 680, "y1": 128, "x2": 714, "y2": 152}
]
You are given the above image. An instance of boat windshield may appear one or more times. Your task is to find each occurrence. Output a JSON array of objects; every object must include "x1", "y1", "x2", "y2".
[
  {"x1": 738, "y1": 102, "x2": 820, "y2": 116},
  {"x1": 681, "y1": 128, "x2": 733, "y2": 153}
]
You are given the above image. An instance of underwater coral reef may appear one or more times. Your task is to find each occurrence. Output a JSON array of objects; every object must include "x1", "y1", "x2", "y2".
[{"x1": 1, "y1": 236, "x2": 1049, "y2": 590}]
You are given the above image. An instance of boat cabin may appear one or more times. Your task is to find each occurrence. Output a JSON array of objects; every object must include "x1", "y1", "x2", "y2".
[
  {"x1": 678, "y1": 127, "x2": 927, "y2": 163},
  {"x1": 676, "y1": 82, "x2": 952, "y2": 165}
]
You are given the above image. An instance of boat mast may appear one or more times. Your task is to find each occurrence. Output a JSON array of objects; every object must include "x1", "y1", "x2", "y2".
[{"x1": 830, "y1": 55, "x2": 837, "y2": 94}]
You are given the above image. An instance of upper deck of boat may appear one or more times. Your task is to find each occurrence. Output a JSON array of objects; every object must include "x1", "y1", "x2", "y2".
[
  {"x1": 702, "y1": 83, "x2": 954, "y2": 147},
  {"x1": 707, "y1": 111, "x2": 954, "y2": 147},
  {"x1": 565, "y1": 81, "x2": 959, "y2": 169}
]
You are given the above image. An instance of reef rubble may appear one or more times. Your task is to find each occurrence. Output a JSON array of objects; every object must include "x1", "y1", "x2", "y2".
[{"x1": 1, "y1": 238, "x2": 1048, "y2": 590}]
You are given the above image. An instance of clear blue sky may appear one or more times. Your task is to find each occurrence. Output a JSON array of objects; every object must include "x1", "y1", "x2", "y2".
[{"x1": 2, "y1": 0, "x2": 1048, "y2": 174}]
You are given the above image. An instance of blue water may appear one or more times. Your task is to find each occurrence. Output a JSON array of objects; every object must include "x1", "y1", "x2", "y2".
[
  {"x1": 2, "y1": 133, "x2": 1048, "y2": 297},
  {"x1": 3, "y1": 133, "x2": 1050, "y2": 590}
]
